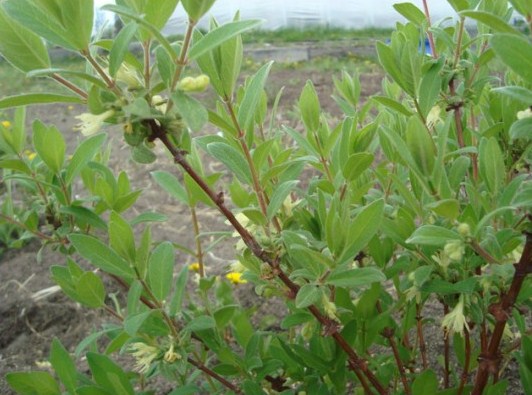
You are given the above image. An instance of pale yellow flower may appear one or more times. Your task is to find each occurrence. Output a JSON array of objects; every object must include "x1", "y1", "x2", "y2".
[
  {"x1": 443, "y1": 240, "x2": 465, "y2": 261},
  {"x1": 128, "y1": 342, "x2": 159, "y2": 374},
  {"x1": 426, "y1": 105, "x2": 442, "y2": 129},
  {"x1": 116, "y1": 63, "x2": 141, "y2": 89},
  {"x1": 517, "y1": 108, "x2": 532, "y2": 120},
  {"x1": 226, "y1": 272, "x2": 247, "y2": 284},
  {"x1": 151, "y1": 95, "x2": 168, "y2": 113},
  {"x1": 163, "y1": 343, "x2": 181, "y2": 363},
  {"x1": 441, "y1": 296, "x2": 469, "y2": 338},
  {"x1": 74, "y1": 110, "x2": 114, "y2": 136},
  {"x1": 1, "y1": 120, "x2": 11, "y2": 128}
]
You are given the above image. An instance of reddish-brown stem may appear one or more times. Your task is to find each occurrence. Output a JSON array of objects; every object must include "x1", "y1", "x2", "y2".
[
  {"x1": 0, "y1": 212, "x2": 57, "y2": 243},
  {"x1": 103, "y1": 304, "x2": 123, "y2": 321},
  {"x1": 422, "y1": 0, "x2": 438, "y2": 58},
  {"x1": 153, "y1": 124, "x2": 388, "y2": 395},
  {"x1": 457, "y1": 328, "x2": 471, "y2": 395},
  {"x1": 82, "y1": 50, "x2": 121, "y2": 96},
  {"x1": 443, "y1": 303, "x2": 451, "y2": 388},
  {"x1": 51, "y1": 74, "x2": 88, "y2": 99},
  {"x1": 416, "y1": 303, "x2": 428, "y2": 369},
  {"x1": 378, "y1": 302, "x2": 411, "y2": 395},
  {"x1": 472, "y1": 232, "x2": 532, "y2": 394},
  {"x1": 187, "y1": 357, "x2": 242, "y2": 393}
]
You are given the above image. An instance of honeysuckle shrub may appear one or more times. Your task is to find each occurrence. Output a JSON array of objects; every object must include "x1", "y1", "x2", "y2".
[{"x1": 0, "y1": 0, "x2": 531, "y2": 394}]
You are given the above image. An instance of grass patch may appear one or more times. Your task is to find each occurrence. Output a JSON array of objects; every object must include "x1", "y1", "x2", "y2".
[{"x1": 241, "y1": 27, "x2": 393, "y2": 44}]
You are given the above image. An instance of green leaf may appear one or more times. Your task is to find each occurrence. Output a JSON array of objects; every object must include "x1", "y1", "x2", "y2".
[
  {"x1": 393, "y1": 3, "x2": 426, "y2": 25},
  {"x1": 0, "y1": 93, "x2": 83, "y2": 109},
  {"x1": 76, "y1": 272, "x2": 106, "y2": 308},
  {"x1": 109, "y1": 22, "x2": 138, "y2": 77},
  {"x1": 3, "y1": 0, "x2": 93, "y2": 51},
  {"x1": 426, "y1": 199, "x2": 460, "y2": 220},
  {"x1": 299, "y1": 80, "x2": 321, "y2": 132},
  {"x1": 327, "y1": 267, "x2": 386, "y2": 288},
  {"x1": 280, "y1": 312, "x2": 314, "y2": 329},
  {"x1": 376, "y1": 42, "x2": 406, "y2": 91},
  {"x1": 181, "y1": 0, "x2": 216, "y2": 21},
  {"x1": 337, "y1": 199, "x2": 385, "y2": 265},
  {"x1": 295, "y1": 284, "x2": 321, "y2": 308},
  {"x1": 447, "y1": 0, "x2": 469, "y2": 12},
  {"x1": 207, "y1": 142, "x2": 252, "y2": 184},
  {"x1": 148, "y1": 241, "x2": 175, "y2": 301},
  {"x1": 109, "y1": 212, "x2": 136, "y2": 263},
  {"x1": 267, "y1": 180, "x2": 299, "y2": 220},
  {"x1": 406, "y1": 225, "x2": 461, "y2": 246},
  {"x1": 491, "y1": 34, "x2": 532, "y2": 81},
  {"x1": 49, "y1": 339, "x2": 77, "y2": 394},
  {"x1": 66, "y1": 133, "x2": 107, "y2": 184},
  {"x1": 237, "y1": 61, "x2": 273, "y2": 132},
  {"x1": 372, "y1": 96, "x2": 413, "y2": 116},
  {"x1": 405, "y1": 116, "x2": 436, "y2": 177},
  {"x1": 69, "y1": 234, "x2": 134, "y2": 278},
  {"x1": 460, "y1": 11, "x2": 520, "y2": 35},
  {"x1": 342, "y1": 152, "x2": 374, "y2": 181},
  {"x1": 421, "y1": 277, "x2": 478, "y2": 295},
  {"x1": 186, "y1": 315, "x2": 216, "y2": 332},
  {"x1": 32, "y1": 120, "x2": 65, "y2": 174},
  {"x1": 478, "y1": 137, "x2": 505, "y2": 195},
  {"x1": 493, "y1": 86, "x2": 532, "y2": 105},
  {"x1": 172, "y1": 90, "x2": 208, "y2": 132},
  {"x1": 130, "y1": 212, "x2": 168, "y2": 226},
  {"x1": 189, "y1": 19, "x2": 263, "y2": 60},
  {"x1": 6, "y1": 371, "x2": 60, "y2": 395},
  {"x1": 103, "y1": 4, "x2": 177, "y2": 58},
  {"x1": 418, "y1": 62, "x2": 442, "y2": 117},
  {"x1": 169, "y1": 265, "x2": 189, "y2": 316},
  {"x1": 510, "y1": 117, "x2": 532, "y2": 140},
  {"x1": 131, "y1": 143, "x2": 156, "y2": 164},
  {"x1": 0, "y1": 7, "x2": 50, "y2": 72},
  {"x1": 87, "y1": 353, "x2": 134, "y2": 395},
  {"x1": 412, "y1": 369, "x2": 438, "y2": 395},
  {"x1": 124, "y1": 310, "x2": 153, "y2": 335}
]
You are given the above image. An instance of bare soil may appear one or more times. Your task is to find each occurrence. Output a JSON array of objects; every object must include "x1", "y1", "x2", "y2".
[{"x1": 0, "y1": 62, "x2": 525, "y2": 394}]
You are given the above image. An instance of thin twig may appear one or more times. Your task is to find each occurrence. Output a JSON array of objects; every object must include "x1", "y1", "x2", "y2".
[
  {"x1": 187, "y1": 357, "x2": 242, "y2": 394},
  {"x1": 51, "y1": 74, "x2": 88, "y2": 99},
  {"x1": 457, "y1": 328, "x2": 471, "y2": 395},
  {"x1": 416, "y1": 303, "x2": 429, "y2": 369},
  {"x1": 421, "y1": 0, "x2": 438, "y2": 58}
]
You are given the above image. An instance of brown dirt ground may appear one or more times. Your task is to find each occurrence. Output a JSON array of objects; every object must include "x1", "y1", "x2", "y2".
[{"x1": 0, "y1": 63, "x2": 525, "y2": 394}]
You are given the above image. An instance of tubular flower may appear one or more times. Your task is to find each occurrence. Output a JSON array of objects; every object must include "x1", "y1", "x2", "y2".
[
  {"x1": 226, "y1": 272, "x2": 247, "y2": 285},
  {"x1": 426, "y1": 105, "x2": 442, "y2": 129},
  {"x1": 178, "y1": 74, "x2": 210, "y2": 92},
  {"x1": 116, "y1": 63, "x2": 142, "y2": 89},
  {"x1": 517, "y1": 108, "x2": 532, "y2": 120},
  {"x1": 74, "y1": 110, "x2": 115, "y2": 136},
  {"x1": 151, "y1": 95, "x2": 168, "y2": 113},
  {"x1": 441, "y1": 296, "x2": 469, "y2": 338},
  {"x1": 128, "y1": 342, "x2": 159, "y2": 374},
  {"x1": 163, "y1": 343, "x2": 181, "y2": 363}
]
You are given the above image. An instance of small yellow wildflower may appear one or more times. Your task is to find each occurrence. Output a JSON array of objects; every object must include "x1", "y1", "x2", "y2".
[
  {"x1": 1, "y1": 120, "x2": 11, "y2": 128},
  {"x1": 67, "y1": 105, "x2": 74, "y2": 111},
  {"x1": 226, "y1": 272, "x2": 247, "y2": 284},
  {"x1": 24, "y1": 150, "x2": 37, "y2": 161},
  {"x1": 189, "y1": 262, "x2": 200, "y2": 272}
]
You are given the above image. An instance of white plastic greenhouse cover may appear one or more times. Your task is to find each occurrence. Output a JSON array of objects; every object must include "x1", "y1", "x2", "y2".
[{"x1": 162, "y1": 0, "x2": 457, "y2": 33}]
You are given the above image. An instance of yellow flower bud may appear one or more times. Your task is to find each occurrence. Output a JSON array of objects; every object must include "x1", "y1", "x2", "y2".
[
  {"x1": 189, "y1": 262, "x2": 200, "y2": 272},
  {"x1": 1, "y1": 120, "x2": 11, "y2": 128}
]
